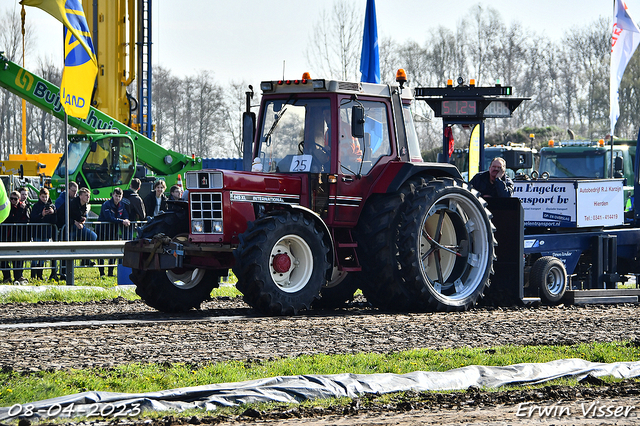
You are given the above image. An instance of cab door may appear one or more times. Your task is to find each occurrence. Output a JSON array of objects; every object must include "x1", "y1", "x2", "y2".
[
  {"x1": 80, "y1": 135, "x2": 135, "y2": 201},
  {"x1": 331, "y1": 98, "x2": 394, "y2": 225}
]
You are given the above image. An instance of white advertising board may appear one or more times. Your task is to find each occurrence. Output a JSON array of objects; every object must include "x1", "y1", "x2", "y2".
[
  {"x1": 575, "y1": 180, "x2": 624, "y2": 227},
  {"x1": 513, "y1": 179, "x2": 624, "y2": 227}
]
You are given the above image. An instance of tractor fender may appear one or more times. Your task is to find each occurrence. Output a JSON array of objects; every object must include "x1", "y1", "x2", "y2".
[
  {"x1": 280, "y1": 204, "x2": 335, "y2": 280},
  {"x1": 372, "y1": 162, "x2": 462, "y2": 194}
]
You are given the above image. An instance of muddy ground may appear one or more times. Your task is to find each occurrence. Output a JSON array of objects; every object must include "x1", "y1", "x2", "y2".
[{"x1": 1, "y1": 297, "x2": 640, "y2": 425}]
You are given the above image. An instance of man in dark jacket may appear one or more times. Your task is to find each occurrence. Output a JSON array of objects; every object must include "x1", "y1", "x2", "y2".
[
  {"x1": 1, "y1": 191, "x2": 30, "y2": 284},
  {"x1": 123, "y1": 178, "x2": 146, "y2": 222},
  {"x1": 67, "y1": 187, "x2": 97, "y2": 241},
  {"x1": 30, "y1": 187, "x2": 57, "y2": 280},
  {"x1": 143, "y1": 180, "x2": 167, "y2": 219},
  {"x1": 97, "y1": 187, "x2": 130, "y2": 277},
  {"x1": 56, "y1": 181, "x2": 78, "y2": 231},
  {"x1": 469, "y1": 157, "x2": 514, "y2": 199}
]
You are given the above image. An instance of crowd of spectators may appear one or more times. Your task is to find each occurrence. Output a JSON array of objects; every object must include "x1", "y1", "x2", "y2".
[{"x1": 0, "y1": 178, "x2": 174, "y2": 285}]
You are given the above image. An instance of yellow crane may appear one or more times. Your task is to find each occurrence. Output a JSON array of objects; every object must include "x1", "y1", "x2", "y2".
[{"x1": 1, "y1": 0, "x2": 153, "y2": 178}]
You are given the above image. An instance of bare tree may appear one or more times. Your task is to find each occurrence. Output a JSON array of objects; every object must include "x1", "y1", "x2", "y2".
[
  {"x1": 220, "y1": 81, "x2": 256, "y2": 157},
  {"x1": 22, "y1": 59, "x2": 63, "y2": 155},
  {"x1": 464, "y1": 4, "x2": 504, "y2": 85},
  {"x1": 305, "y1": 0, "x2": 363, "y2": 80},
  {"x1": 566, "y1": 17, "x2": 610, "y2": 139},
  {"x1": 618, "y1": 49, "x2": 640, "y2": 138},
  {"x1": 153, "y1": 66, "x2": 183, "y2": 152},
  {"x1": 0, "y1": 6, "x2": 36, "y2": 159}
]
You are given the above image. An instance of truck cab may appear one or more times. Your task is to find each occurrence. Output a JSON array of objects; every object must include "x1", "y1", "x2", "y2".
[{"x1": 538, "y1": 140, "x2": 635, "y2": 211}]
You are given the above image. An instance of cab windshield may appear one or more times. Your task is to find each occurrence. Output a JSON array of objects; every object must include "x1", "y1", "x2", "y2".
[
  {"x1": 54, "y1": 140, "x2": 89, "y2": 177},
  {"x1": 539, "y1": 150, "x2": 607, "y2": 178},
  {"x1": 257, "y1": 98, "x2": 331, "y2": 173}
]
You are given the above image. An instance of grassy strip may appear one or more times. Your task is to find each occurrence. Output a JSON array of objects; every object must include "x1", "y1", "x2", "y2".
[
  {"x1": 1, "y1": 341, "x2": 638, "y2": 407},
  {"x1": 0, "y1": 285, "x2": 241, "y2": 304},
  {"x1": 0, "y1": 266, "x2": 241, "y2": 303}
]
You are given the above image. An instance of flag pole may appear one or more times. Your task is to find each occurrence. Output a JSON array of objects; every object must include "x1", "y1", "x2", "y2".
[{"x1": 610, "y1": 135, "x2": 614, "y2": 178}]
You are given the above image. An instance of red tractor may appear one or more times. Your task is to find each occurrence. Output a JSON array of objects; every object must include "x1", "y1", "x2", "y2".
[{"x1": 123, "y1": 71, "x2": 496, "y2": 314}]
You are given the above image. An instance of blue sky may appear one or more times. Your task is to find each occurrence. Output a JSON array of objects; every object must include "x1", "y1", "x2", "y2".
[{"x1": 5, "y1": 0, "x2": 632, "y2": 86}]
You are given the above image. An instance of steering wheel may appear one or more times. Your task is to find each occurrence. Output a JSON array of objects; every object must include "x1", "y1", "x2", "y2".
[
  {"x1": 314, "y1": 143, "x2": 329, "y2": 157},
  {"x1": 298, "y1": 141, "x2": 305, "y2": 155}
]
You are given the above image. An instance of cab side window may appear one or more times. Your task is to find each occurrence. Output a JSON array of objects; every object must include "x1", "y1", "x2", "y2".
[{"x1": 339, "y1": 100, "x2": 391, "y2": 175}]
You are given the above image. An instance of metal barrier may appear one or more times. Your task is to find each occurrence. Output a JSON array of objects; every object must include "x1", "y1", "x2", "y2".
[{"x1": 0, "y1": 221, "x2": 146, "y2": 284}]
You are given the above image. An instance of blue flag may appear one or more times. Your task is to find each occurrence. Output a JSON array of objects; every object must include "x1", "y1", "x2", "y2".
[{"x1": 360, "y1": 0, "x2": 380, "y2": 84}]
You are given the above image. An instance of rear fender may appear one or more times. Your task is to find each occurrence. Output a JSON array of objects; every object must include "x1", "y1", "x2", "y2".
[{"x1": 371, "y1": 162, "x2": 462, "y2": 195}]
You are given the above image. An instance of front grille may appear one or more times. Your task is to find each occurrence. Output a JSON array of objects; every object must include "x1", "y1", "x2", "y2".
[
  {"x1": 186, "y1": 171, "x2": 223, "y2": 189},
  {"x1": 190, "y1": 192, "x2": 223, "y2": 233}
]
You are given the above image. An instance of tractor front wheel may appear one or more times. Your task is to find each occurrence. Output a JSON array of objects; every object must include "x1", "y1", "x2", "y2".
[
  {"x1": 233, "y1": 211, "x2": 330, "y2": 315},
  {"x1": 132, "y1": 267, "x2": 220, "y2": 312}
]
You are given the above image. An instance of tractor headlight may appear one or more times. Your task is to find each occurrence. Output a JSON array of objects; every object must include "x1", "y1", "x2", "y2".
[
  {"x1": 212, "y1": 221, "x2": 223, "y2": 233},
  {"x1": 192, "y1": 220, "x2": 204, "y2": 233}
]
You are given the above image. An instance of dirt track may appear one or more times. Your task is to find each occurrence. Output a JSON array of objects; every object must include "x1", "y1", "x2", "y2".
[{"x1": 1, "y1": 297, "x2": 640, "y2": 425}]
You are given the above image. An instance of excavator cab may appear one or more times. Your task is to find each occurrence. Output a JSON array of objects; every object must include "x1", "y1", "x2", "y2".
[{"x1": 52, "y1": 133, "x2": 136, "y2": 213}]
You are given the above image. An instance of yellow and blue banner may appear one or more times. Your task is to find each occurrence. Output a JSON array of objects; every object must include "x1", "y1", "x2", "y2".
[{"x1": 21, "y1": 0, "x2": 97, "y2": 119}]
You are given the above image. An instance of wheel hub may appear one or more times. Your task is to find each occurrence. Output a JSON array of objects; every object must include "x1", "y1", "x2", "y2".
[
  {"x1": 269, "y1": 234, "x2": 314, "y2": 293},
  {"x1": 272, "y1": 253, "x2": 292, "y2": 273}
]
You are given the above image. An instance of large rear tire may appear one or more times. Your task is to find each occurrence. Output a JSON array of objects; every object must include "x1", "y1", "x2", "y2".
[
  {"x1": 356, "y1": 178, "x2": 426, "y2": 311},
  {"x1": 233, "y1": 211, "x2": 330, "y2": 315},
  {"x1": 398, "y1": 179, "x2": 496, "y2": 311},
  {"x1": 132, "y1": 267, "x2": 220, "y2": 312}
]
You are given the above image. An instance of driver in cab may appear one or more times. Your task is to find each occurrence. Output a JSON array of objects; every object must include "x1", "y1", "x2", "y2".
[{"x1": 339, "y1": 116, "x2": 363, "y2": 173}]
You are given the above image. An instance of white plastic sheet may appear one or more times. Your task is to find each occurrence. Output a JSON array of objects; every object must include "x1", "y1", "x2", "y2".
[{"x1": 2, "y1": 358, "x2": 640, "y2": 420}]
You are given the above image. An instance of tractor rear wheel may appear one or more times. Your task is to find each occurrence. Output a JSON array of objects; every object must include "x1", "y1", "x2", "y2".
[
  {"x1": 233, "y1": 211, "x2": 330, "y2": 315},
  {"x1": 356, "y1": 178, "x2": 427, "y2": 311},
  {"x1": 398, "y1": 179, "x2": 495, "y2": 311}
]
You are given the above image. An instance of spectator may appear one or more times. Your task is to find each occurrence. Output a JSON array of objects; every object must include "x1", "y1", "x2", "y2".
[
  {"x1": 97, "y1": 187, "x2": 130, "y2": 278},
  {"x1": 67, "y1": 187, "x2": 97, "y2": 241},
  {"x1": 0, "y1": 183, "x2": 8, "y2": 224},
  {"x1": 168, "y1": 185, "x2": 183, "y2": 201},
  {"x1": 143, "y1": 180, "x2": 167, "y2": 218},
  {"x1": 55, "y1": 182, "x2": 79, "y2": 279},
  {"x1": 122, "y1": 178, "x2": 146, "y2": 222},
  {"x1": 30, "y1": 188, "x2": 57, "y2": 280},
  {"x1": 1, "y1": 191, "x2": 30, "y2": 285},
  {"x1": 18, "y1": 187, "x2": 31, "y2": 209},
  {"x1": 469, "y1": 157, "x2": 514, "y2": 199},
  {"x1": 55, "y1": 181, "x2": 78, "y2": 210},
  {"x1": 56, "y1": 181, "x2": 79, "y2": 230}
]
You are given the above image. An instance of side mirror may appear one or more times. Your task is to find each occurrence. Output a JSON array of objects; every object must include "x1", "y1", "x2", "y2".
[
  {"x1": 351, "y1": 105, "x2": 365, "y2": 139},
  {"x1": 614, "y1": 155, "x2": 624, "y2": 177}
]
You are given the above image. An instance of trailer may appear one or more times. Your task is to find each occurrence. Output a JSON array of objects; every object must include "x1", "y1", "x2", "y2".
[{"x1": 419, "y1": 79, "x2": 640, "y2": 308}]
